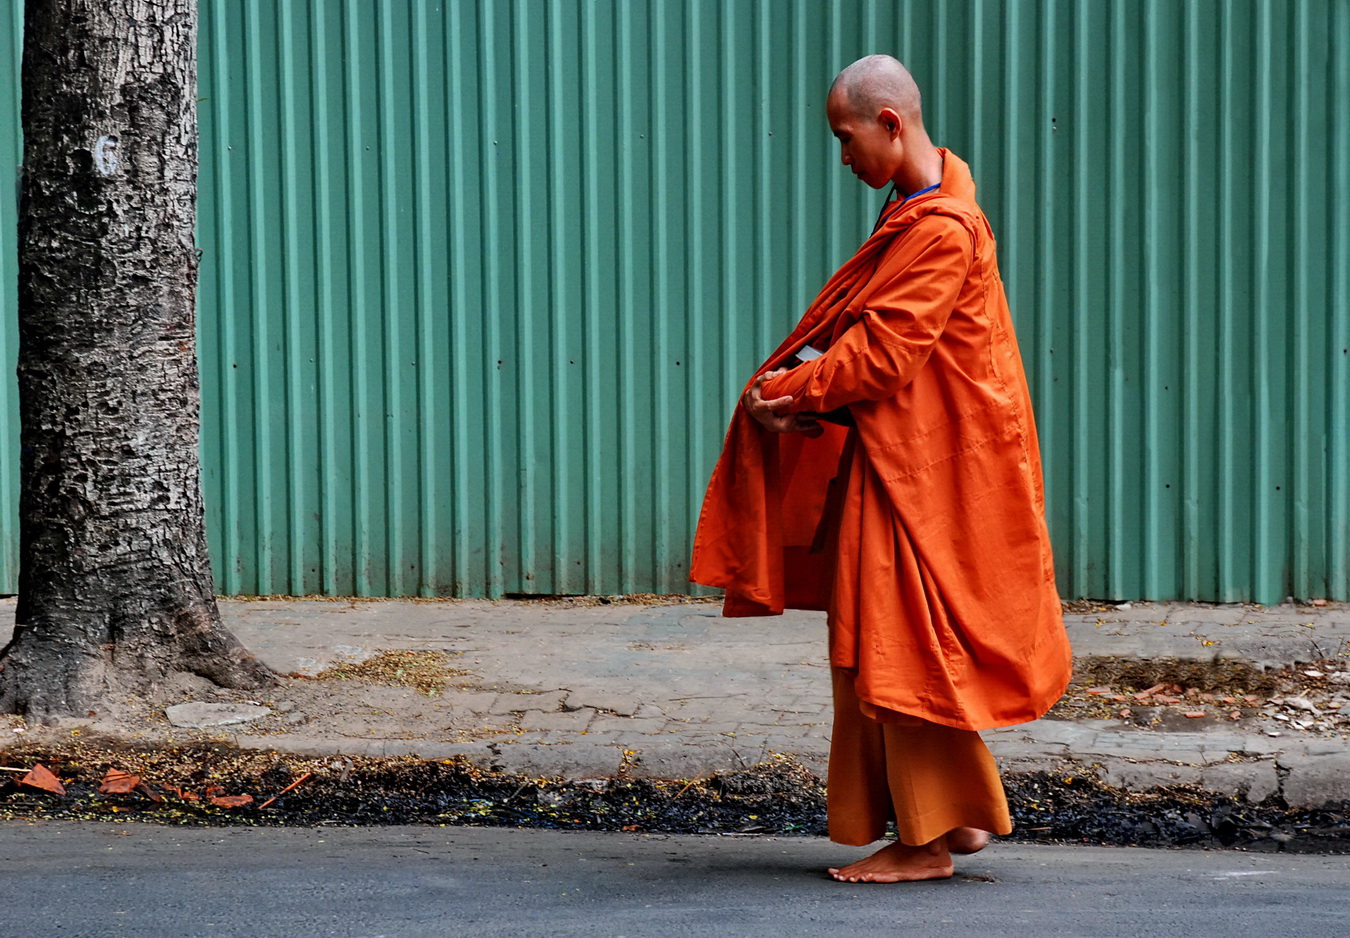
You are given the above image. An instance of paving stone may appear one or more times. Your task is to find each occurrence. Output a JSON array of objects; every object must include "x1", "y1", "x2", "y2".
[
  {"x1": 1017, "y1": 720, "x2": 1104, "y2": 747},
  {"x1": 1199, "y1": 761, "x2": 1280, "y2": 803},
  {"x1": 490, "y1": 690, "x2": 568, "y2": 714},
  {"x1": 518, "y1": 708, "x2": 596, "y2": 732},
  {"x1": 487, "y1": 741, "x2": 625, "y2": 778},
  {"x1": 1281, "y1": 751, "x2": 1350, "y2": 808},
  {"x1": 564, "y1": 690, "x2": 641, "y2": 716},
  {"x1": 165, "y1": 702, "x2": 272, "y2": 728},
  {"x1": 667, "y1": 698, "x2": 748, "y2": 721},
  {"x1": 622, "y1": 746, "x2": 742, "y2": 779},
  {"x1": 436, "y1": 691, "x2": 498, "y2": 714},
  {"x1": 751, "y1": 736, "x2": 820, "y2": 757},
  {"x1": 1097, "y1": 758, "x2": 1204, "y2": 789},
  {"x1": 586, "y1": 716, "x2": 667, "y2": 735},
  {"x1": 986, "y1": 740, "x2": 1068, "y2": 762}
]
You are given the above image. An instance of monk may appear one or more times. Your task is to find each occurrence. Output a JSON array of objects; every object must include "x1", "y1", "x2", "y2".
[{"x1": 690, "y1": 54, "x2": 1072, "y2": 883}]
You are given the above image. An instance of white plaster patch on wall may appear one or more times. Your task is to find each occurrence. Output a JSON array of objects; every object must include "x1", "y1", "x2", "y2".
[{"x1": 93, "y1": 135, "x2": 120, "y2": 175}]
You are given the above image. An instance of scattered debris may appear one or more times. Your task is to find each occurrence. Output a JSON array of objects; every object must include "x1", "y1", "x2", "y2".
[
  {"x1": 19, "y1": 763, "x2": 65, "y2": 795},
  {"x1": 258, "y1": 771, "x2": 313, "y2": 809},
  {"x1": 1052, "y1": 659, "x2": 1350, "y2": 737},
  {"x1": 0, "y1": 741, "x2": 1346, "y2": 854},
  {"x1": 98, "y1": 769, "x2": 141, "y2": 794},
  {"x1": 205, "y1": 786, "x2": 253, "y2": 808},
  {"x1": 305, "y1": 649, "x2": 470, "y2": 696}
]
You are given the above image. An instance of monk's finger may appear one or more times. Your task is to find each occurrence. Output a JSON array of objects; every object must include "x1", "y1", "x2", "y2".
[{"x1": 761, "y1": 394, "x2": 795, "y2": 413}]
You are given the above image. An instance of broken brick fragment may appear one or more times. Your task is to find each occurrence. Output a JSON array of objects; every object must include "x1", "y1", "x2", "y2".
[
  {"x1": 19, "y1": 764, "x2": 65, "y2": 795},
  {"x1": 99, "y1": 769, "x2": 141, "y2": 794}
]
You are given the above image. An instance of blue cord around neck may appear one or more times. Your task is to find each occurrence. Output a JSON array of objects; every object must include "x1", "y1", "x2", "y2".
[{"x1": 872, "y1": 181, "x2": 941, "y2": 233}]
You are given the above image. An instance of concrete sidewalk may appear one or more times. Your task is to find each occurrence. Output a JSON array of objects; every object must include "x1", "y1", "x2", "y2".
[{"x1": 3, "y1": 597, "x2": 1349, "y2": 808}]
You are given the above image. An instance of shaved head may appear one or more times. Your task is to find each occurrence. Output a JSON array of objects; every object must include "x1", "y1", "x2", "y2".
[{"x1": 830, "y1": 54, "x2": 924, "y2": 127}]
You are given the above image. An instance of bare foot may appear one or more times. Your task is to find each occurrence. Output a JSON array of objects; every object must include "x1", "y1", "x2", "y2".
[
  {"x1": 827, "y1": 839, "x2": 954, "y2": 883},
  {"x1": 946, "y1": 827, "x2": 991, "y2": 855}
]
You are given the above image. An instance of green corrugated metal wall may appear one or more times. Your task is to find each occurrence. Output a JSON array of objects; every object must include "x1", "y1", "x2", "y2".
[
  {"x1": 0, "y1": 2, "x2": 19, "y2": 592},
  {"x1": 1, "y1": 1, "x2": 1347, "y2": 603}
]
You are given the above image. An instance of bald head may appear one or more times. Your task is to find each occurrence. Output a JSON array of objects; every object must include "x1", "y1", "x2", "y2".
[{"x1": 829, "y1": 54, "x2": 924, "y2": 128}]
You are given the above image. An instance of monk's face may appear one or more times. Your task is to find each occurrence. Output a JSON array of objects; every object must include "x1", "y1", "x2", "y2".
[{"x1": 827, "y1": 88, "x2": 903, "y2": 189}]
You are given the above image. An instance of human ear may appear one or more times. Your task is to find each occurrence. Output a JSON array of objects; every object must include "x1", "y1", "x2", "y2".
[{"x1": 878, "y1": 107, "x2": 903, "y2": 138}]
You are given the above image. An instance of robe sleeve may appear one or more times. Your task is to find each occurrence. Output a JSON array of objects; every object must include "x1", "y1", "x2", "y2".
[{"x1": 759, "y1": 213, "x2": 974, "y2": 414}]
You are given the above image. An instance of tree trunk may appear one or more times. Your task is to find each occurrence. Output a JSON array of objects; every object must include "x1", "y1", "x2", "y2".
[{"x1": 0, "y1": 0, "x2": 272, "y2": 719}]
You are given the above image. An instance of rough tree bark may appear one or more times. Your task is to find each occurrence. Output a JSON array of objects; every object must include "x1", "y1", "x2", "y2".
[{"x1": 0, "y1": 0, "x2": 272, "y2": 718}]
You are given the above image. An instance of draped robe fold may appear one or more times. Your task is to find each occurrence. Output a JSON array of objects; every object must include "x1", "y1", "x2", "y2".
[{"x1": 690, "y1": 150, "x2": 1071, "y2": 733}]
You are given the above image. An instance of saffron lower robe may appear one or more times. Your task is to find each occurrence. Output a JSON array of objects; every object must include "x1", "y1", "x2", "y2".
[{"x1": 691, "y1": 150, "x2": 1071, "y2": 844}]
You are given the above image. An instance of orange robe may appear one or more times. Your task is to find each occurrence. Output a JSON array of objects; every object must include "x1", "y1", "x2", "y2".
[{"x1": 690, "y1": 150, "x2": 1070, "y2": 732}]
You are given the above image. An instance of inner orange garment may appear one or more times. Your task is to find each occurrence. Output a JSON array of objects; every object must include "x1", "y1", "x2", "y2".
[
  {"x1": 691, "y1": 150, "x2": 1072, "y2": 733},
  {"x1": 827, "y1": 667, "x2": 1012, "y2": 847}
]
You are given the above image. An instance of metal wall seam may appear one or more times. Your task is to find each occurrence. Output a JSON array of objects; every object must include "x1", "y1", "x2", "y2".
[
  {"x1": 0, "y1": 2, "x2": 20, "y2": 591},
  {"x1": 1332, "y1": 0, "x2": 1350, "y2": 599},
  {"x1": 1252, "y1": 0, "x2": 1275, "y2": 602},
  {"x1": 1290, "y1": 0, "x2": 1311, "y2": 597}
]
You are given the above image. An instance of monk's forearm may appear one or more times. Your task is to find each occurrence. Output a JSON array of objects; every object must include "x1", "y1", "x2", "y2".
[
  {"x1": 760, "y1": 317, "x2": 940, "y2": 413},
  {"x1": 760, "y1": 215, "x2": 972, "y2": 415}
]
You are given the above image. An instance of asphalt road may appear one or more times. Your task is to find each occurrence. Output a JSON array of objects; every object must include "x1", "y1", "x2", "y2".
[{"x1": 2, "y1": 822, "x2": 1346, "y2": 938}]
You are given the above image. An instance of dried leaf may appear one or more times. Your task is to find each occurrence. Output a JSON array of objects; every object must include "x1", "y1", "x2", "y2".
[
  {"x1": 20, "y1": 763, "x2": 66, "y2": 795},
  {"x1": 99, "y1": 769, "x2": 141, "y2": 794},
  {"x1": 207, "y1": 791, "x2": 253, "y2": 808}
]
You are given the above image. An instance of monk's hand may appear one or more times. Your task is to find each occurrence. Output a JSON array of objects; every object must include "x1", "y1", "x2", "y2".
[{"x1": 742, "y1": 370, "x2": 825, "y2": 437}]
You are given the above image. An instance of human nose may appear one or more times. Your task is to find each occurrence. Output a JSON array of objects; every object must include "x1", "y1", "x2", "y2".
[{"x1": 840, "y1": 146, "x2": 851, "y2": 166}]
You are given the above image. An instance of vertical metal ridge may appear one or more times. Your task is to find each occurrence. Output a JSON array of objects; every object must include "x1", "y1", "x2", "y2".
[
  {"x1": 1328, "y1": 0, "x2": 1350, "y2": 599},
  {"x1": 509, "y1": 0, "x2": 535, "y2": 593},
  {"x1": 208, "y1": 0, "x2": 242, "y2": 594},
  {"x1": 579, "y1": 0, "x2": 602, "y2": 592},
  {"x1": 342, "y1": 2, "x2": 372, "y2": 594},
  {"x1": 652, "y1": 3, "x2": 674, "y2": 592},
  {"x1": 614, "y1": 0, "x2": 631, "y2": 589},
  {"x1": 411, "y1": 0, "x2": 436, "y2": 596},
  {"x1": 1252, "y1": 2, "x2": 1275, "y2": 602},
  {"x1": 480, "y1": 0, "x2": 506, "y2": 595},
  {"x1": 1290, "y1": 0, "x2": 1311, "y2": 596},
  {"x1": 1034, "y1": 0, "x2": 1055, "y2": 545},
  {"x1": 1141, "y1": 0, "x2": 1160, "y2": 597},
  {"x1": 1069, "y1": 0, "x2": 1091, "y2": 596},
  {"x1": 446, "y1": 1, "x2": 473, "y2": 594},
  {"x1": 243, "y1": 0, "x2": 274, "y2": 593},
  {"x1": 719, "y1": 4, "x2": 738, "y2": 444},
  {"x1": 309, "y1": 0, "x2": 339, "y2": 595},
  {"x1": 1332, "y1": 0, "x2": 1350, "y2": 599},
  {"x1": 1001, "y1": 1, "x2": 1020, "y2": 297},
  {"x1": 1216, "y1": 2, "x2": 1237, "y2": 599},
  {"x1": 1106, "y1": 0, "x2": 1127, "y2": 597},
  {"x1": 684, "y1": 0, "x2": 709, "y2": 596},
  {"x1": 826, "y1": 3, "x2": 844, "y2": 265},
  {"x1": 545, "y1": 0, "x2": 570, "y2": 593},
  {"x1": 753, "y1": 2, "x2": 770, "y2": 363},
  {"x1": 277, "y1": 0, "x2": 305, "y2": 593},
  {"x1": 0, "y1": 4, "x2": 21, "y2": 589},
  {"x1": 1181, "y1": 0, "x2": 1203, "y2": 597},
  {"x1": 375, "y1": 1, "x2": 400, "y2": 595}
]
